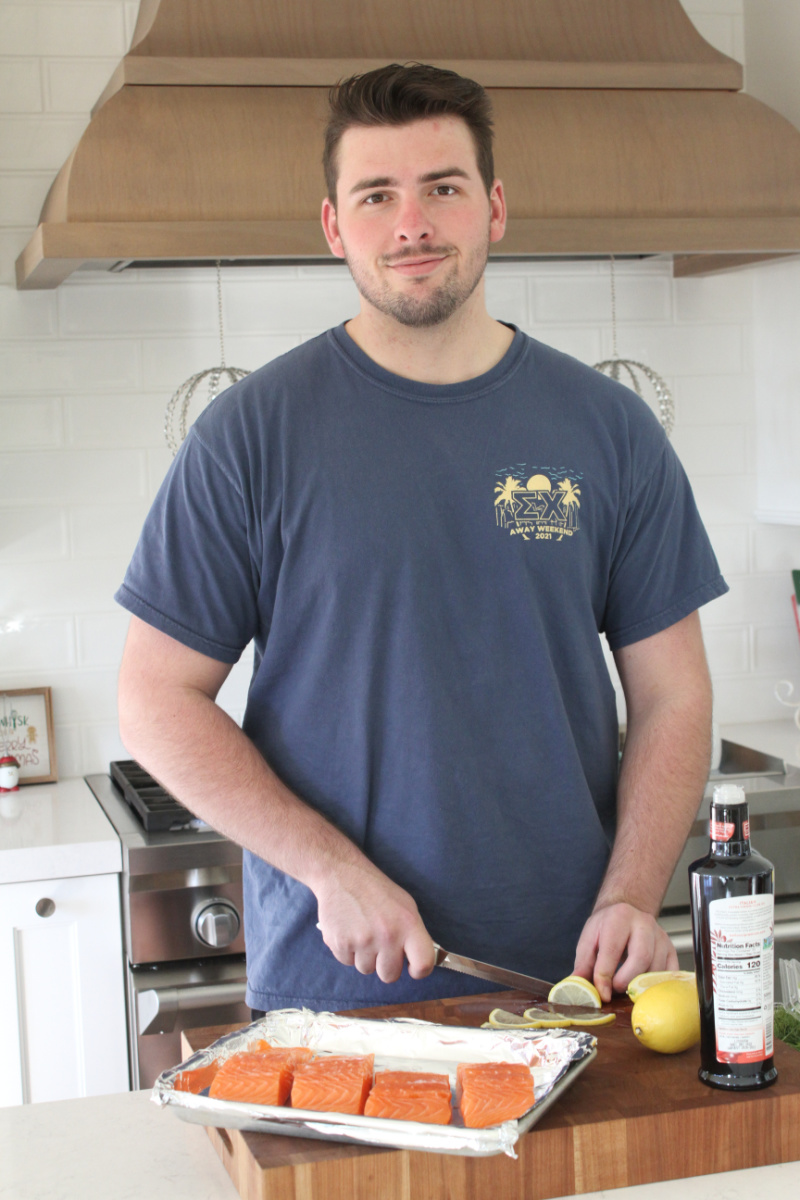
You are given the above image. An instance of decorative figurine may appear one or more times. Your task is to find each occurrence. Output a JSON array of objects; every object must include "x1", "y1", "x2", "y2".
[{"x1": 0, "y1": 755, "x2": 20, "y2": 791}]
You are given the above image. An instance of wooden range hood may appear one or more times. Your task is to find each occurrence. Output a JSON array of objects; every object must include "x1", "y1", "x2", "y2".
[{"x1": 15, "y1": 0, "x2": 800, "y2": 289}]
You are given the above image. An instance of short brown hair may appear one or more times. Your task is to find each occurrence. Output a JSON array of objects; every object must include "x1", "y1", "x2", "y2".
[{"x1": 323, "y1": 62, "x2": 495, "y2": 202}]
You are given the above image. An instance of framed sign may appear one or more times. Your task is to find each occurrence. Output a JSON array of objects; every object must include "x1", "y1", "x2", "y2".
[{"x1": 0, "y1": 688, "x2": 58, "y2": 784}]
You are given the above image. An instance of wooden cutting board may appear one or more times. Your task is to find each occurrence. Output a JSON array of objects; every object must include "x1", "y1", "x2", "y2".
[{"x1": 180, "y1": 991, "x2": 800, "y2": 1200}]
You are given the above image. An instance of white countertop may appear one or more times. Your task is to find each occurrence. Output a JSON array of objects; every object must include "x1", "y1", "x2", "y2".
[
  {"x1": 0, "y1": 777, "x2": 121, "y2": 885},
  {"x1": 0, "y1": 1088, "x2": 797, "y2": 1200}
]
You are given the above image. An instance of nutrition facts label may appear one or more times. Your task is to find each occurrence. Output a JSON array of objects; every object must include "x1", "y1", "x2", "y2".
[{"x1": 709, "y1": 894, "x2": 774, "y2": 1063}]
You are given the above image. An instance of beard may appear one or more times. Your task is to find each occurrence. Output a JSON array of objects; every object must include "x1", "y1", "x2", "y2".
[{"x1": 342, "y1": 231, "x2": 491, "y2": 328}]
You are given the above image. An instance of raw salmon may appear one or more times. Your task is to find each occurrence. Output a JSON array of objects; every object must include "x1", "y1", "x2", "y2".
[
  {"x1": 364, "y1": 1070, "x2": 452, "y2": 1124},
  {"x1": 173, "y1": 1060, "x2": 220, "y2": 1094},
  {"x1": 291, "y1": 1053, "x2": 374, "y2": 1115},
  {"x1": 208, "y1": 1051, "x2": 293, "y2": 1106},
  {"x1": 456, "y1": 1061, "x2": 534, "y2": 1128}
]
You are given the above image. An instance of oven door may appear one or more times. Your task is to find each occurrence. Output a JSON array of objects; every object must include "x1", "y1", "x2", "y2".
[{"x1": 126, "y1": 955, "x2": 249, "y2": 1089}]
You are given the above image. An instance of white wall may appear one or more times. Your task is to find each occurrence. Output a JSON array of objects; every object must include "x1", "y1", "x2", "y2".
[{"x1": 1, "y1": 0, "x2": 798, "y2": 777}]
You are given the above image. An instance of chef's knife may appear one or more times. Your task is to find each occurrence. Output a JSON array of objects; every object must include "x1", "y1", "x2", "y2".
[
  {"x1": 433, "y1": 944, "x2": 554, "y2": 998},
  {"x1": 433, "y1": 944, "x2": 604, "y2": 1016}
]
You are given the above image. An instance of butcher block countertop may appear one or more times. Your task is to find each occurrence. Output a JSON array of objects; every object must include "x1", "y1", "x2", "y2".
[{"x1": 179, "y1": 990, "x2": 800, "y2": 1200}]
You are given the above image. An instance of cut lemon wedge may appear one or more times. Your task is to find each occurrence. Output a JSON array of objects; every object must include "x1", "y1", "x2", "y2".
[
  {"x1": 486, "y1": 1008, "x2": 571, "y2": 1029},
  {"x1": 547, "y1": 975, "x2": 602, "y2": 1009},
  {"x1": 626, "y1": 970, "x2": 695, "y2": 1002},
  {"x1": 525, "y1": 1007, "x2": 616, "y2": 1027}
]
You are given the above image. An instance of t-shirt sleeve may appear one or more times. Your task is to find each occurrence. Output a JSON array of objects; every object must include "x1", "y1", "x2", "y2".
[
  {"x1": 602, "y1": 438, "x2": 728, "y2": 651},
  {"x1": 115, "y1": 429, "x2": 260, "y2": 663}
]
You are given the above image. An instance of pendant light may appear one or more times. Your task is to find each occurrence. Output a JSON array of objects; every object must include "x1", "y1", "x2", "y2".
[
  {"x1": 164, "y1": 262, "x2": 251, "y2": 455},
  {"x1": 593, "y1": 257, "x2": 675, "y2": 437}
]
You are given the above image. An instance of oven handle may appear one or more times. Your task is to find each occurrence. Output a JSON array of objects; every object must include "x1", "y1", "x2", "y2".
[
  {"x1": 668, "y1": 917, "x2": 800, "y2": 956},
  {"x1": 138, "y1": 980, "x2": 247, "y2": 1035}
]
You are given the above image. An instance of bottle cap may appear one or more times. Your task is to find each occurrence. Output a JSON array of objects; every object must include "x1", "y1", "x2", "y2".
[{"x1": 712, "y1": 783, "x2": 746, "y2": 805}]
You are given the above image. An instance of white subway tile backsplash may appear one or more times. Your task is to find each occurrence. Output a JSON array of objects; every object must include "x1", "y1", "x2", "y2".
[
  {"x1": 0, "y1": 230, "x2": 31, "y2": 288},
  {"x1": 0, "y1": 285, "x2": 56, "y2": 336},
  {"x1": 0, "y1": 6, "x2": 127, "y2": 59},
  {"x1": 0, "y1": 116, "x2": 88, "y2": 171},
  {"x1": 0, "y1": 59, "x2": 43, "y2": 113},
  {"x1": 145, "y1": 447, "x2": 173, "y2": 503},
  {"x1": 673, "y1": 375, "x2": 752, "y2": 425},
  {"x1": 81, "y1": 721, "x2": 129, "y2": 776},
  {"x1": 50, "y1": 669, "x2": 121, "y2": 722},
  {"x1": 752, "y1": 523, "x2": 800, "y2": 574},
  {"x1": 0, "y1": 507, "x2": 68, "y2": 561},
  {"x1": 600, "y1": 323, "x2": 743, "y2": 375},
  {"x1": 44, "y1": 59, "x2": 118, "y2": 113},
  {"x1": 65, "y1": 394, "x2": 169, "y2": 448},
  {"x1": 141, "y1": 333, "x2": 297, "y2": 390},
  {"x1": 0, "y1": 449, "x2": 146, "y2": 504},
  {"x1": 712, "y1": 674, "x2": 800, "y2": 725},
  {"x1": 0, "y1": 173, "x2": 54, "y2": 229},
  {"x1": 526, "y1": 325, "x2": 602, "y2": 364},
  {"x1": 59, "y1": 280, "x2": 219, "y2": 336},
  {"x1": 753, "y1": 624, "x2": 800, "y2": 675},
  {"x1": 223, "y1": 277, "x2": 361, "y2": 333},
  {"x1": 702, "y1": 573, "x2": 792, "y2": 627},
  {"x1": 482, "y1": 275, "x2": 528, "y2": 326},
  {"x1": 705, "y1": 523, "x2": 750, "y2": 577},
  {"x1": 0, "y1": 615, "x2": 74, "y2": 670},
  {"x1": 0, "y1": 398, "x2": 62, "y2": 448},
  {"x1": 76, "y1": 610, "x2": 129, "y2": 668},
  {"x1": 692, "y1": 473, "x2": 757, "y2": 524},
  {"x1": 70, "y1": 502, "x2": 149, "y2": 560},
  {"x1": 532, "y1": 276, "x2": 671, "y2": 324},
  {"x1": 674, "y1": 272, "x2": 753, "y2": 324},
  {"x1": 0, "y1": 338, "x2": 140, "y2": 394},
  {"x1": 2, "y1": 559, "x2": 128, "y2": 616},
  {"x1": 701, "y1": 624, "x2": 750, "y2": 675},
  {"x1": 53, "y1": 722, "x2": 83, "y2": 779},
  {"x1": 684, "y1": 12, "x2": 740, "y2": 57},
  {"x1": 671, "y1": 423, "x2": 747, "y2": 477}
]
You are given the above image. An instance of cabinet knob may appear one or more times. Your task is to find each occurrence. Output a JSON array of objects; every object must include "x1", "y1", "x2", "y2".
[
  {"x1": 194, "y1": 900, "x2": 240, "y2": 948},
  {"x1": 35, "y1": 898, "x2": 56, "y2": 918}
]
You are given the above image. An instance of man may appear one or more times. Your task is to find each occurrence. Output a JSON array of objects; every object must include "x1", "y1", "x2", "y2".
[{"x1": 116, "y1": 63, "x2": 726, "y2": 1014}]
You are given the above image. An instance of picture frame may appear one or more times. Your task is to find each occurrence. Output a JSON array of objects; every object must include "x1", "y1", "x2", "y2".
[{"x1": 0, "y1": 687, "x2": 58, "y2": 784}]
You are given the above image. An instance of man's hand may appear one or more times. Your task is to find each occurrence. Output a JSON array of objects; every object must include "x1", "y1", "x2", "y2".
[
  {"x1": 573, "y1": 902, "x2": 679, "y2": 1002},
  {"x1": 315, "y1": 860, "x2": 436, "y2": 984}
]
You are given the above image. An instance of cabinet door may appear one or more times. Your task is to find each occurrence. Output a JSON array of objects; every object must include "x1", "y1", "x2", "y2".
[{"x1": 0, "y1": 874, "x2": 130, "y2": 1106}]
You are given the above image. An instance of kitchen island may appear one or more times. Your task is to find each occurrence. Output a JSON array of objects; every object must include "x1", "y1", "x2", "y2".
[{"x1": 2, "y1": 1079, "x2": 800, "y2": 1200}]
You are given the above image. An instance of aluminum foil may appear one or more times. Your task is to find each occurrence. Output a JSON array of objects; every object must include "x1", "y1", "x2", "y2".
[{"x1": 152, "y1": 1008, "x2": 596, "y2": 1157}]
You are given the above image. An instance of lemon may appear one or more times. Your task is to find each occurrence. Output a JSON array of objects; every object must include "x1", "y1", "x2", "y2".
[
  {"x1": 631, "y1": 978, "x2": 700, "y2": 1054},
  {"x1": 547, "y1": 975, "x2": 602, "y2": 1009},
  {"x1": 524, "y1": 1007, "x2": 616, "y2": 1028},
  {"x1": 626, "y1": 970, "x2": 695, "y2": 1002},
  {"x1": 487, "y1": 1008, "x2": 572, "y2": 1029}
]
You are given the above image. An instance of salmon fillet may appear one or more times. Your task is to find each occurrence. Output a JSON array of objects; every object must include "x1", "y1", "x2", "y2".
[
  {"x1": 173, "y1": 1060, "x2": 220, "y2": 1094},
  {"x1": 364, "y1": 1070, "x2": 452, "y2": 1124},
  {"x1": 208, "y1": 1051, "x2": 293, "y2": 1106},
  {"x1": 456, "y1": 1061, "x2": 535, "y2": 1128},
  {"x1": 291, "y1": 1053, "x2": 375, "y2": 1115}
]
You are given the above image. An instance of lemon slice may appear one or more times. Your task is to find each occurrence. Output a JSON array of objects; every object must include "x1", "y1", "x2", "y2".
[
  {"x1": 487, "y1": 1008, "x2": 572, "y2": 1029},
  {"x1": 547, "y1": 975, "x2": 602, "y2": 1008},
  {"x1": 524, "y1": 1008, "x2": 617, "y2": 1027},
  {"x1": 626, "y1": 970, "x2": 695, "y2": 1002}
]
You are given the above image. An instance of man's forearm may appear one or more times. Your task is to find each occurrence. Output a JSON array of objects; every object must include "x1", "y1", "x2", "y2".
[{"x1": 594, "y1": 682, "x2": 711, "y2": 916}]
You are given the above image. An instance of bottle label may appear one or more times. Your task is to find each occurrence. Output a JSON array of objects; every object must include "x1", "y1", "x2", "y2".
[
  {"x1": 743, "y1": 819, "x2": 750, "y2": 839},
  {"x1": 710, "y1": 819, "x2": 735, "y2": 841},
  {"x1": 709, "y1": 894, "x2": 774, "y2": 1063}
]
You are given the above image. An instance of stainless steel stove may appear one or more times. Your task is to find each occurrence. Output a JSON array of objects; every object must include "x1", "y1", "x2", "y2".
[{"x1": 86, "y1": 765, "x2": 249, "y2": 1089}]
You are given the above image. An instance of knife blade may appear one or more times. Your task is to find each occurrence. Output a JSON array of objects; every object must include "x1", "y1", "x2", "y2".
[
  {"x1": 432, "y1": 945, "x2": 605, "y2": 1017},
  {"x1": 433, "y1": 944, "x2": 554, "y2": 998}
]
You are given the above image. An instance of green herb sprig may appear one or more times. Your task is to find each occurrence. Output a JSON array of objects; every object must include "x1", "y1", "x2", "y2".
[{"x1": 774, "y1": 1006, "x2": 800, "y2": 1050}]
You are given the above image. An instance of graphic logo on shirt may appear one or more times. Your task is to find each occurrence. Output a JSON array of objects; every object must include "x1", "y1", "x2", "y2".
[{"x1": 494, "y1": 465, "x2": 582, "y2": 541}]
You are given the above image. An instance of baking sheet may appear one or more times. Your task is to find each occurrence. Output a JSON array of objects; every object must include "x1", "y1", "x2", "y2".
[{"x1": 152, "y1": 1007, "x2": 596, "y2": 1157}]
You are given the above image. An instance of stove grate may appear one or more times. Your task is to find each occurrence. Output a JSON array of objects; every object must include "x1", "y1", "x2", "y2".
[{"x1": 110, "y1": 759, "x2": 197, "y2": 831}]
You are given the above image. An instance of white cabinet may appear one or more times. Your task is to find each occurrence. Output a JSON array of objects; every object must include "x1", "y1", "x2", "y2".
[{"x1": 0, "y1": 872, "x2": 130, "y2": 1107}]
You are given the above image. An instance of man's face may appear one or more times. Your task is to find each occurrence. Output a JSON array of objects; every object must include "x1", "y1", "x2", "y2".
[{"x1": 321, "y1": 117, "x2": 506, "y2": 328}]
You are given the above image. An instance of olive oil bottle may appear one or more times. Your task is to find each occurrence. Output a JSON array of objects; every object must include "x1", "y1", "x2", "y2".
[{"x1": 689, "y1": 783, "x2": 777, "y2": 1090}]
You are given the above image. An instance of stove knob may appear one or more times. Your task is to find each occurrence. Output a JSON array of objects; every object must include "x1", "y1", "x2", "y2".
[{"x1": 194, "y1": 900, "x2": 241, "y2": 948}]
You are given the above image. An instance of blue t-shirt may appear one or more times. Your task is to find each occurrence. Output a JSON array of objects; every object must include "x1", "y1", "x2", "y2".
[{"x1": 117, "y1": 324, "x2": 727, "y2": 1009}]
